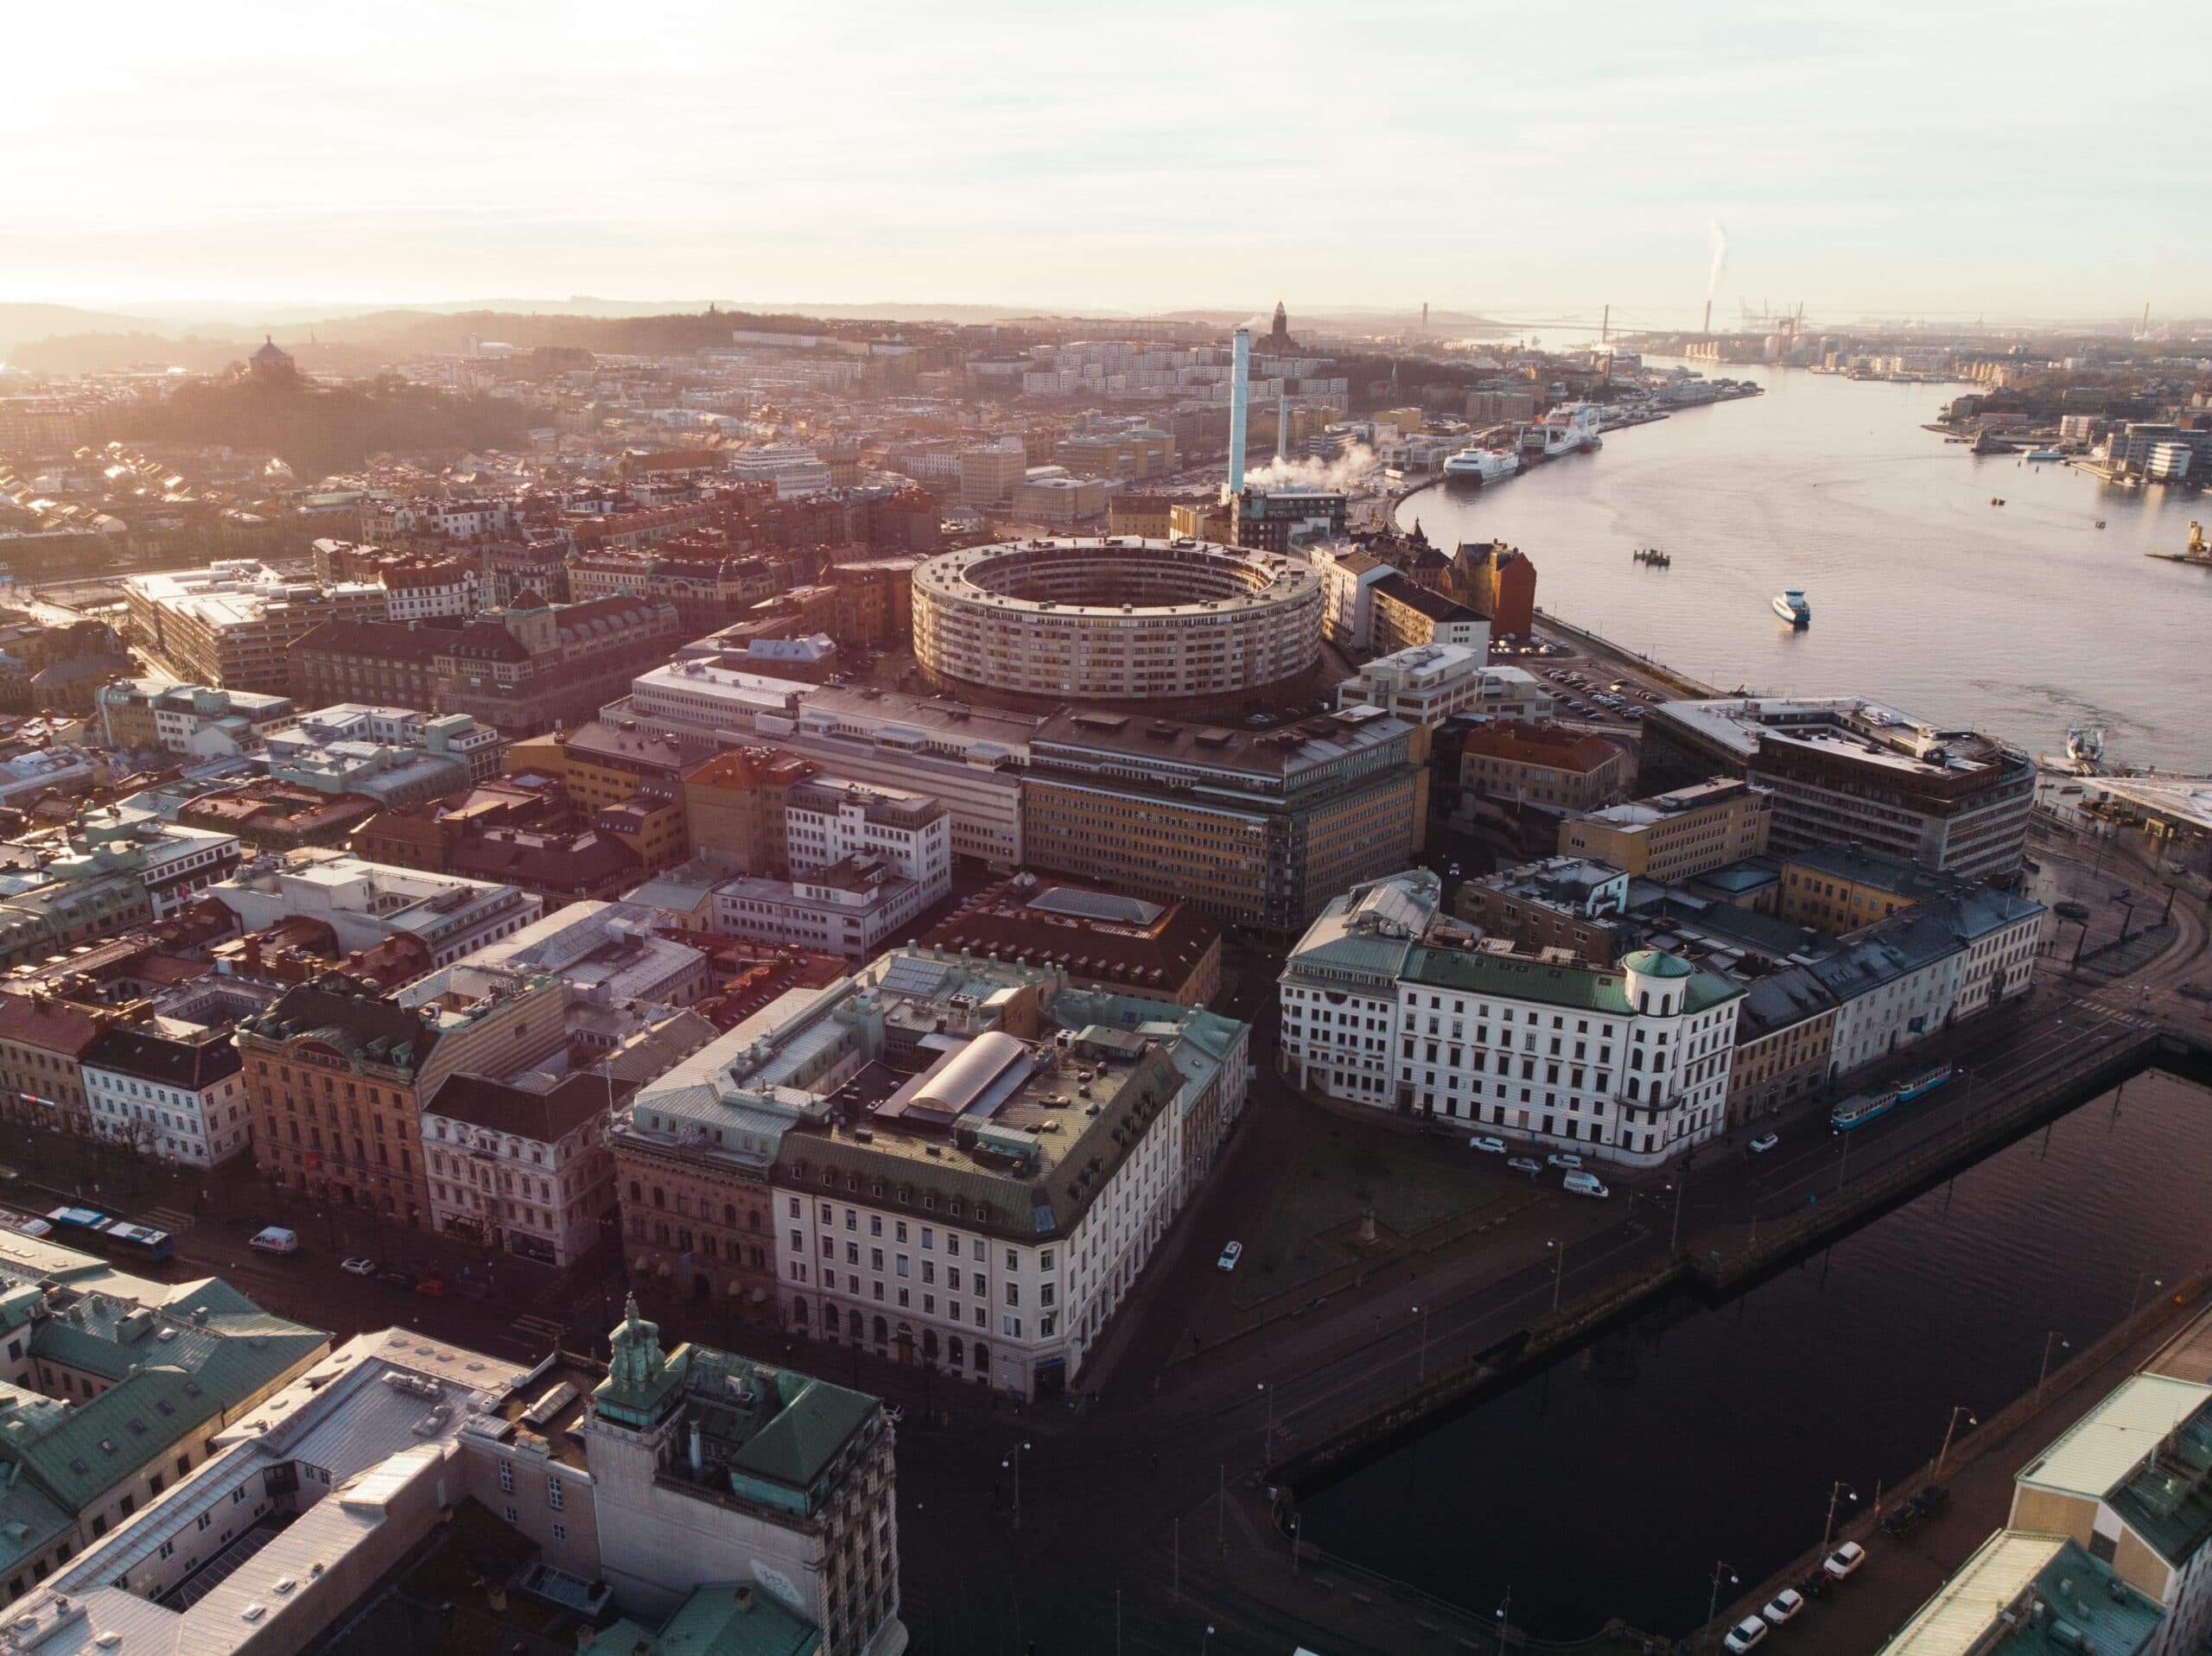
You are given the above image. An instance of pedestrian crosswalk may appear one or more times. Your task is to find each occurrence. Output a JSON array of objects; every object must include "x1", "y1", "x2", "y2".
[{"x1": 147, "y1": 1207, "x2": 196, "y2": 1234}]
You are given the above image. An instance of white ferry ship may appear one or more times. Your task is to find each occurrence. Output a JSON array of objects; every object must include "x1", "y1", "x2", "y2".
[
  {"x1": 1525, "y1": 403, "x2": 1604, "y2": 458},
  {"x1": 1442, "y1": 447, "x2": 1522, "y2": 484},
  {"x1": 1771, "y1": 589, "x2": 1811, "y2": 626}
]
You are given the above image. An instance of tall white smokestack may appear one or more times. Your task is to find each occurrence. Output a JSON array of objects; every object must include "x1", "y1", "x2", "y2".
[
  {"x1": 1276, "y1": 393, "x2": 1288, "y2": 461},
  {"x1": 1228, "y1": 327, "x2": 1250, "y2": 497}
]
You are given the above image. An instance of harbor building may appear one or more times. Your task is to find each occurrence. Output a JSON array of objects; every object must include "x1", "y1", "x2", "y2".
[
  {"x1": 616, "y1": 945, "x2": 1248, "y2": 1400},
  {"x1": 1280, "y1": 870, "x2": 1742, "y2": 1167},
  {"x1": 1640, "y1": 696, "x2": 2035, "y2": 881},
  {"x1": 1557, "y1": 777, "x2": 1773, "y2": 884},
  {"x1": 1022, "y1": 704, "x2": 1430, "y2": 934}
]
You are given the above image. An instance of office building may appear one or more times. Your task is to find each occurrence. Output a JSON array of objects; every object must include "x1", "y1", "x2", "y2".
[
  {"x1": 1640, "y1": 696, "x2": 2036, "y2": 879},
  {"x1": 1281, "y1": 869, "x2": 1742, "y2": 1164},
  {"x1": 435, "y1": 593, "x2": 685, "y2": 739},
  {"x1": 1023, "y1": 704, "x2": 1431, "y2": 933},
  {"x1": 237, "y1": 968, "x2": 568, "y2": 1224},
  {"x1": 80, "y1": 1024, "x2": 249, "y2": 1166},
  {"x1": 1557, "y1": 777, "x2": 1773, "y2": 883},
  {"x1": 618, "y1": 944, "x2": 1249, "y2": 1399},
  {"x1": 0, "y1": 1231, "x2": 327, "y2": 1603},
  {"x1": 0, "y1": 1307, "x2": 906, "y2": 1654},
  {"x1": 124, "y1": 563, "x2": 390, "y2": 693},
  {"x1": 286, "y1": 616, "x2": 450, "y2": 714},
  {"x1": 1369, "y1": 574, "x2": 1488, "y2": 654},
  {"x1": 1235, "y1": 485, "x2": 1346, "y2": 553},
  {"x1": 1459, "y1": 721, "x2": 1628, "y2": 813},
  {"x1": 1339, "y1": 643, "x2": 1548, "y2": 726},
  {"x1": 213, "y1": 849, "x2": 543, "y2": 968},
  {"x1": 1452, "y1": 856, "x2": 1635, "y2": 963},
  {"x1": 921, "y1": 872, "x2": 1224, "y2": 1007}
]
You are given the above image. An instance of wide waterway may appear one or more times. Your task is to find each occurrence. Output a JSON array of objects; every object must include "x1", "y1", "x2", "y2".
[
  {"x1": 1396, "y1": 365, "x2": 2209, "y2": 771},
  {"x1": 1300, "y1": 1070, "x2": 2212, "y2": 1638}
]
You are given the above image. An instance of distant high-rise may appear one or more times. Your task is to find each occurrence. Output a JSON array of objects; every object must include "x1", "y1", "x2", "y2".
[{"x1": 1268, "y1": 300, "x2": 1298, "y2": 352}]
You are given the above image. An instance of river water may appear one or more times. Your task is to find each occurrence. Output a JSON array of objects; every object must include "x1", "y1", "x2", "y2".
[
  {"x1": 1395, "y1": 365, "x2": 2209, "y2": 771},
  {"x1": 1300, "y1": 1071, "x2": 2212, "y2": 1638}
]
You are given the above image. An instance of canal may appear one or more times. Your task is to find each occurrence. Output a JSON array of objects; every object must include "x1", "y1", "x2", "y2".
[{"x1": 1298, "y1": 1069, "x2": 2212, "y2": 1639}]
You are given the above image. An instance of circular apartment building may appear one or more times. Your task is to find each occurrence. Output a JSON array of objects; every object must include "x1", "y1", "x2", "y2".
[{"x1": 912, "y1": 536, "x2": 1325, "y2": 713}]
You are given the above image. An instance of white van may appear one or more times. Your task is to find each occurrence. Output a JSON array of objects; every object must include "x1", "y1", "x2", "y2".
[
  {"x1": 1561, "y1": 1171, "x2": 1610, "y2": 1199},
  {"x1": 249, "y1": 1226, "x2": 300, "y2": 1255}
]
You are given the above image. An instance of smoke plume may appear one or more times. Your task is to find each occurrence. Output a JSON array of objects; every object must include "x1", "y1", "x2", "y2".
[
  {"x1": 1223, "y1": 443, "x2": 1382, "y2": 502},
  {"x1": 1707, "y1": 219, "x2": 1729, "y2": 300}
]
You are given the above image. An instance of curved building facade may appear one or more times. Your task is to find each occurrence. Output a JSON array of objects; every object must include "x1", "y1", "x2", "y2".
[{"x1": 912, "y1": 536, "x2": 1325, "y2": 712}]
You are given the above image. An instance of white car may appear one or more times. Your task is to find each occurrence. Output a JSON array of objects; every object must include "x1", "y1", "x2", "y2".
[
  {"x1": 1468, "y1": 1135, "x2": 1508, "y2": 1154},
  {"x1": 1751, "y1": 1133, "x2": 1780, "y2": 1153},
  {"x1": 1724, "y1": 1615, "x2": 1769, "y2": 1653},
  {"x1": 1547, "y1": 1153, "x2": 1584, "y2": 1170},
  {"x1": 340, "y1": 1257, "x2": 377, "y2": 1277},
  {"x1": 1823, "y1": 1540, "x2": 1867, "y2": 1580},
  {"x1": 1762, "y1": 1589, "x2": 1805, "y2": 1626},
  {"x1": 1217, "y1": 1241, "x2": 1243, "y2": 1272}
]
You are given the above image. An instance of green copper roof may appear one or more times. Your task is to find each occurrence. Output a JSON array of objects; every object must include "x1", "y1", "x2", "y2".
[
  {"x1": 1621, "y1": 949, "x2": 1694, "y2": 979},
  {"x1": 1402, "y1": 947, "x2": 1633, "y2": 1014},
  {"x1": 583, "y1": 1583, "x2": 822, "y2": 1656}
]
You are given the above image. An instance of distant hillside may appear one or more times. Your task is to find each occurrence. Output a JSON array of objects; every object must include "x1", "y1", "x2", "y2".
[{"x1": 0, "y1": 302, "x2": 170, "y2": 356}]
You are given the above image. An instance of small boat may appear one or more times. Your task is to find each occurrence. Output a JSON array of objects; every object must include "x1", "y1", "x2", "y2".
[
  {"x1": 1771, "y1": 589, "x2": 1810, "y2": 627},
  {"x1": 2024, "y1": 449, "x2": 2064, "y2": 463},
  {"x1": 1831, "y1": 1094, "x2": 1892, "y2": 1131},
  {"x1": 1891, "y1": 1064, "x2": 1954, "y2": 1105},
  {"x1": 2096, "y1": 520, "x2": 2107, "y2": 529}
]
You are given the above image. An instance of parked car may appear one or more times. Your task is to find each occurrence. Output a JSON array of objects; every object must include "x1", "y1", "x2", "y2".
[
  {"x1": 1469, "y1": 1135, "x2": 1508, "y2": 1154},
  {"x1": 1724, "y1": 1615, "x2": 1770, "y2": 1653},
  {"x1": 1546, "y1": 1152, "x2": 1584, "y2": 1170},
  {"x1": 1562, "y1": 1171, "x2": 1611, "y2": 1199},
  {"x1": 1507, "y1": 1157, "x2": 1542, "y2": 1176},
  {"x1": 376, "y1": 1266, "x2": 418, "y2": 1288},
  {"x1": 1751, "y1": 1133, "x2": 1780, "y2": 1153},
  {"x1": 1880, "y1": 1502, "x2": 1925, "y2": 1539},
  {"x1": 1761, "y1": 1589, "x2": 1806, "y2": 1626},
  {"x1": 1796, "y1": 1570, "x2": 1829, "y2": 1602},
  {"x1": 340, "y1": 1257, "x2": 377, "y2": 1277},
  {"x1": 248, "y1": 1226, "x2": 299, "y2": 1255},
  {"x1": 414, "y1": 1277, "x2": 449, "y2": 1298},
  {"x1": 1823, "y1": 1540, "x2": 1867, "y2": 1580},
  {"x1": 1217, "y1": 1241, "x2": 1243, "y2": 1272},
  {"x1": 1910, "y1": 1482, "x2": 1950, "y2": 1516}
]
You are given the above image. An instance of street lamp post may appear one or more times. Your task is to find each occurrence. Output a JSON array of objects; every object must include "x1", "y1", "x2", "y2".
[
  {"x1": 1548, "y1": 1238, "x2": 1564, "y2": 1313},
  {"x1": 1202, "y1": 1626, "x2": 1216, "y2": 1654},
  {"x1": 1706, "y1": 1559, "x2": 1738, "y2": 1631},
  {"x1": 1258, "y1": 1381, "x2": 1274, "y2": 1464},
  {"x1": 2128, "y1": 1270, "x2": 2166, "y2": 1326},
  {"x1": 1936, "y1": 1406, "x2": 1978, "y2": 1476},
  {"x1": 1823, "y1": 1481, "x2": 1859, "y2": 1549},
  {"x1": 1667, "y1": 1177, "x2": 1685, "y2": 1254},
  {"x1": 1411, "y1": 1304, "x2": 1428, "y2": 1381},
  {"x1": 2037, "y1": 1330, "x2": 2070, "y2": 1399},
  {"x1": 1001, "y1": 1438, "x2": 1033, "y2": 1530}
]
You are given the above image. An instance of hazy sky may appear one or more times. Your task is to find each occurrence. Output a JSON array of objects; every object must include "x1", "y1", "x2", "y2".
[{"x1": 6, "y1": 0, "x2": 2203, "y2": 325}]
